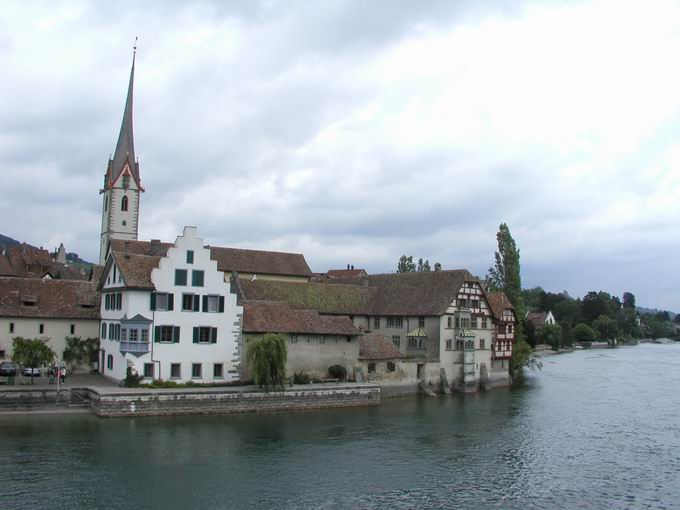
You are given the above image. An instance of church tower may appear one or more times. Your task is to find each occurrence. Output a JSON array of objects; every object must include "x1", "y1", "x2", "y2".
[{"x1": 99, "y1": 47, "x2": 144, "y2": 265}]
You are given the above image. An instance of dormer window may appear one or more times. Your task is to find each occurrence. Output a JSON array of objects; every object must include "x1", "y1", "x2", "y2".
[{"x1": 121, "y1": 196, "x2": 128, "y2": 211}]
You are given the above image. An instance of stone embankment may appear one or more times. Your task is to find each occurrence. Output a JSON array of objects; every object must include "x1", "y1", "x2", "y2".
[{"x1": 72, "y1": 383, "x2": 381, "y2": 417}]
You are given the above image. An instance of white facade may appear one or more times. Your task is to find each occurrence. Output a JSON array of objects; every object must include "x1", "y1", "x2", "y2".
[{"x1": 99, "y1": 227, "x2": 243, "y2": 383}]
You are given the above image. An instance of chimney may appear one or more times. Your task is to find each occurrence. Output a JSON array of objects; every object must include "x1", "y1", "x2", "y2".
[
  {"x1": 434, "y1": 262, "x2": 442, "y2": 271},
  {"x1": 347, "y1": 264, "x2": 350, "y2": 270},
  {"x1": 150, "y1": 239, "x2": 161, "y2": 256},
  {"x1": 351, "y1": 265, "x2": 354, "y2": 270}
]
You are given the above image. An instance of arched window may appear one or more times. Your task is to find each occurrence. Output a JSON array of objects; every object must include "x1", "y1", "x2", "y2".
[{"x1": 121, "y1": 196, "x2": 128, "y2": 211}]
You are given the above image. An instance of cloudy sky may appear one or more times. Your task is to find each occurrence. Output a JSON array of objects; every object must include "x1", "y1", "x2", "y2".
[{"x1": 1, "y1": 0, "x2": 679, "y2": 311}]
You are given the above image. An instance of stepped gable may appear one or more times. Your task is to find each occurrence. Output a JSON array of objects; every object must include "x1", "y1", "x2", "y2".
[
  {"x1": 243, "y1": 301, "x2": 359, "y2": 336},
  {"x1": 367, "y1": 269, "x2": 474, "y2": 316},
  {"x1": 240, "y1": 279, "x2": 373, "y2": 315},
  {"x1": 359, "y1": 333, "x2": 402, "y2": 360},
  {"x1": 108, "y1": 239, "x2": 311, "y2": 277},
  {"x1": 487, "y1": 291, "x2": 515, "y2": 320},
  {"x1": 0, "y1": 277, "x2": 100, "y2": 319}
]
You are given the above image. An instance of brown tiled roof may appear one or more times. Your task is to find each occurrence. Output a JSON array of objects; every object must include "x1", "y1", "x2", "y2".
[
  {"x1": 108, "y1": 239, "x2": 312, "y2": 277},
  {"x1": 326, "y1": 268, "x2": 367, "y2": 278},
  {"x1": 526, "y1": 311, "x2": 550, "y2": 326},
  {"x1": 240, "y1": 279, "x2": 373, "y2": 315},
  {"x1": 487, "y1": 291, "x2": 516, "y2": 320},
  {"x1": 242, "y1": 301, "x2": 359, "y2": 335},
  {"x1": 367, "y1": 270, "x2": 474, "y2": 316},
  {"x1": 0, "y1": 277, "x2": 100, "y2": 320},
  {"x1": 359, "y1": 333, "x2": 402, "y2": 360},
  {"x1": 107, "y1": 252, "x2": 162, "y2": 290}
]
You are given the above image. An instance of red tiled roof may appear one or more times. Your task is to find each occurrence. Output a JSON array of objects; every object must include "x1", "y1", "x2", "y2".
[
  {"x1": 487, "y1": 291, "x2": 516, "y2": 320},
  {"x1": 326, "y1": 268, "x2": 367, "y2": 278},
  {"x1": 0, "y1": 277, "x2": 100, "y2": 320},
  {"x1": 359, "y1": 333, "x2": 402, "y2": 360},
  {"x1": 242, "y1": 301, "x2": 359, "y2": 336}
]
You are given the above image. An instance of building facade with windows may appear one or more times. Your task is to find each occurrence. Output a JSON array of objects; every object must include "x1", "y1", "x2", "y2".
[
  {"x1": 98, "y1": 226, "x2": 242, "y2": 383},
  {"x1": 0, "y1": 277, "x2": 100, "y2": 368}
]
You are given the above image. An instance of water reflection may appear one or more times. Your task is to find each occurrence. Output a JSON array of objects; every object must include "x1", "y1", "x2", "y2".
[{"x1": 1, "y1": 344, "x2": 679, "y2": 509}]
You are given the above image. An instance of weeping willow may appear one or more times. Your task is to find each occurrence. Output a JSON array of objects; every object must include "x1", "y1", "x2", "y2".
[{"x1": 246, "y1": 333, "x2": 288, "y2": 390}]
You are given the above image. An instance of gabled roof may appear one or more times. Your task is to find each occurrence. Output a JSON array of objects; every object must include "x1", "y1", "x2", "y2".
[
  {"x1": 107, "y1": 239, "x2": 312, "y2": 278},
  {"x1": 0, "y1": 277, "x2": 100, "y2": 320},
  {"x1": 526, "y1": 311, "x2": 552, "y2": 326},
  {"x1": 99, "y1": 252, "x2": 161, "y2": 291},
  {"x1": 359, "y1": 333, "x2": 402, "y2": 360},
  {"x1": 242, "y1": 301, "x2": 359, "y2": 336},
  {"x1": 240, "y1": 279, "x2": 373, "y2": 315},
  {"x1": 487, "y1": 291, "x2": 516, "y2": 320},
  {"x1": 367, "y1": 270, "x2": 474, "y2": 316}
]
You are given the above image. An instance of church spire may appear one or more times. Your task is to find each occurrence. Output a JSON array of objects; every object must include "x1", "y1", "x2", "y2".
[{"x1": 110, "y1": 39, "x2": 138, "y2": 183}]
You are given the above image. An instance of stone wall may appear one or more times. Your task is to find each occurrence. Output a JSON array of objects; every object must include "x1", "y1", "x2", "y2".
[
  {"x1": 0, "y1": 388, "x2": 82, "y2": 410},
  {"x1": 81, "y1": 383, "x2": 381, "y2": 417}
]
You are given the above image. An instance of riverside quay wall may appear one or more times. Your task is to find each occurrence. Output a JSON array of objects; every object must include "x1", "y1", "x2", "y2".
[{"x1": 75, "y1": 383, "x2": 381, "y2": 418}]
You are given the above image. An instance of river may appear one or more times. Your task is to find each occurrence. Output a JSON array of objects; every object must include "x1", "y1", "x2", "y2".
[{"x1": 2, "y1": 343, "x2": 679, "y2": 509}]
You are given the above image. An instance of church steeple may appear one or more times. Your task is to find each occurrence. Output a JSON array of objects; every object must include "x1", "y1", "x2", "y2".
[{"x1": 99, "y1": 41, "x2": 144, "y2": 265}]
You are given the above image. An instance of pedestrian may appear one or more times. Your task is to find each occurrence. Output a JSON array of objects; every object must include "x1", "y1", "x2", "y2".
[
  {"x1": 59, "y1": 366, "x2": 66, "y2": 384},
  {"x1": 49, "y1": 366, "x2": 55, "y2": 384}
]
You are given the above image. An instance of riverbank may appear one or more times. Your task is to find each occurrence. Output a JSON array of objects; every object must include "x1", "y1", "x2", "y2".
[{"x1": 0, "y1": 382, "x2": 382, "y2": 417}]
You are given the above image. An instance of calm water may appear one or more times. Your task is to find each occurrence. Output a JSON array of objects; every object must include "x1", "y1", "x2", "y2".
[{"x1": 2, "y1": 344, "x2": 679, "y2": 509}]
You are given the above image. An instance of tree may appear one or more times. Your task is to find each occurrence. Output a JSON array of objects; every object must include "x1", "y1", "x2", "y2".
[
  {"x1": 511, "y1": 339, "x2": 542, "y2": 380},
  {"x1": 12, "y1": 337, "x2": 55, "y2": 384},
  {"x1": 62, "y1": 337, "x2": 100, "y2": 372},
  {"x1": 246, "y1": 333, "x2": 288, "y2": 390},
  {"x1": 397, "y1": 255, "x2": 416, "y2": 273},
  {"x1": 541, "y1": 324, "x2": 563, "y2": 351},
  {"x1": 417, "y1": 258, "x2": 431, "y2": 272},
  {"x1": 487, "y1": 223, "x2": 526, "y2": 342},
  {"x1": 622, "y1": 292, "x2": 636, "y2": 309},
  {"x1": 573, "y1": 323, "x2": 596, "y2": 343},
  {"x1": 593, "y1": 314, "x2": 618, "y2": 341}
]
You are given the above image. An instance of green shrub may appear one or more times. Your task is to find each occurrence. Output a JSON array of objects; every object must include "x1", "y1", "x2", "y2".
[
  {"x1": 328, "y1": 364, "x2": 347, "y2": 381},
  {"x1": 293, "y1": 371, "x2": 310, "y2": 384},
  {"x1": 124, "y1": 366, "x2": 143, "y2": 387}
]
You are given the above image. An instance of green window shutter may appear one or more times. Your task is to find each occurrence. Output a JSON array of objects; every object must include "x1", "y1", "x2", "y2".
[
  {"x1": 173, "y1": 326, "x2": 180, "y2": 343},
  {"x1": 168, "y1": 294, "x2": 174, "y2": 311},
  {"x1": 175, "y1": 269, "x2": 187, "y2": 286},
  {"x1": 193, "y1": 327, "x2": 199, "y2": 343},
  {"x1": 193, "y1": 296, "x2": 200, "y2": 312},
  {"x1": 202, "y1": 295, "x2": 208, "y2": 312},
  {"x1": 150, "y1": 292, "x2": 156, "y2": 311},
  {"x1": 154, "y1": 326, "x2": 161, "y2": 343},
  {"x1": 192, "y1": 270, "x2": 204, "y2": 287},
  {"x1": 219, "y1": 296, "x2": 225, "y2": 313},
  {"x1": 211, "y1": 328, "x2": 217, "y2": 344}
]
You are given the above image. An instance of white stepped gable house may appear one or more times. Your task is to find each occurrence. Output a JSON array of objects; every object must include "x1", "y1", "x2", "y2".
[{"x1": 98, "y1": 227, "x2": 242, "y2": 383}]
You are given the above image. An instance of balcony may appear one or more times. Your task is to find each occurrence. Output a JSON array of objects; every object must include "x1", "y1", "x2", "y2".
[{"x1": 120, "y1": 341, "x2": 150, "y2": 355}]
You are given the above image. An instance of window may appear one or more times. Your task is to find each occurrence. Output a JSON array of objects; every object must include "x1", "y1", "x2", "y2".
[
  {"x1": 121, "y1": 195, "x2": 128, "y2": 211},
  {"x1": 290, "y1": 335, "x2": 298, "y2": 343},
  {"x1": 39, "y1": 324, "x2": 44, "y2": 334},
  {"x1": 456, "y1": 339, "x2": 463, "y2": 350},
  {"x1": 446, "y1": 339, "x2": 452, "y2": 349},
  {"x1": 465, "y1": 340, "x2": 474, "y2": 349},
  {"x1": 192, "y1": 270, "x2": 204, "y2": 287},
  {"x1": 129, "y1": 329, "x2": 139, "y2": 342},
  {"x1": 182, "y1": 293, "x2": 199, "y2": 312},
  {"x1": 481, "y1": 317, "x2": 488, "y2": 329},
  {"x1": 122, "y1": 220, "x2": 127, "y2": 226},
  {"x1": 70, "y1": 324, "x2": 75, "y2": 335},
  {"x1": 213, "y1": 363, "x2": 223, "y2": 378},
  {"x1": 113, "y1": 265, "x2": 117, "y2": 283},
  {"x1": 386, "y1": 317, "x2": 403, "y2": 328},
  {"x1": 373, "y1": 317, "x2": 380, "y2": 329},
  {"x1": 193, "y1": 326, "x2": 217, "y2": 344},
  {"x1": 116, "y1": 293, "x2": 122, "y2": 310},
  {"x1": 175, "y1": 269, "x2": 187, "y2": 286},
  {"x1": 170, "y1": 363, "x2": 181, "y2": 379},
  {"x1": 387, "y1": 362, "x2": 396, "y2": 372},
  {"x1": 107, "y1": 354, "x2": 113, "y2": 370},
  {"x1": 141, "y1": 329, "x2": 148, "y2": 342},
  {"x1": 203, "y1": 295, "x2": 222, "y2": 313},
  {"x1": 104, "y1": 196, "x2": 108, "y2": 211},
  {"x1": 480, "y1": 339, "x2": 485, "y2": 349},
  {"x1": 471, "y1": 299, "x2": 480, "y2": 309},
  {"x1": 186, "y1": 250, "x2": 194, "y2": 264},
  {"x1": 470, "y1": 317, "x2": 477, "y2": 329},
  {"x1": 392, "y1": 335, "x2": 401, "y2": 347},
  {"x1": 418, "y1": 317, "x2": 425, "y2": 328},
  {"x1": 368, "y1": 362, "x2": 376, "y2": 373},
  {"x1": 143, "y1": 363, "x2": 154, "y2": 378},
  {"x1": 447, "y1": 316, "x2": 452, "y2": 328},
  {"x1": 151, "y1": 292, "x2": 173, "y2": 311},
  {"x1": 101, "y1": 323, "x2": 107, "y2": 339},
  {"x1": 9, "y1": 322, "x2": 14, "y2": 333},
  {"x1": 192, "y1": 363, "x2": 202, "y2": 379},
  {"x1": 0, "y1": 350, "x2": 5, "y2": 358},
  {"x1": 121, "y1": 328, "x2": 127, "y2": 341},
  {"x1": 155, "y1": 325, "x2": 179, "y2": 343}
]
